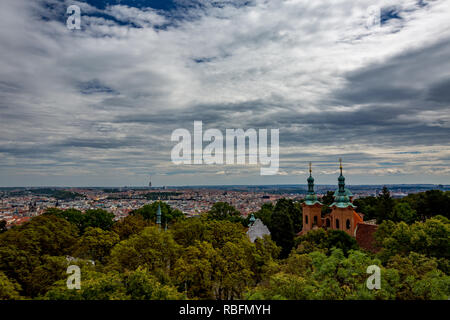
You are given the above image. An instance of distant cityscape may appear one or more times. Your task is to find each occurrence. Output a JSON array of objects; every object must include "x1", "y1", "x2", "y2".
[{"x1": 1, "y1": 184, "x2": 448, "y2": 227}]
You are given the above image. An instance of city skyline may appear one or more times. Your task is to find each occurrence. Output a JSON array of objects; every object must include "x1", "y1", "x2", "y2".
[{"x1": 1, "y1": 0, "x2": 450, "y2": 187}]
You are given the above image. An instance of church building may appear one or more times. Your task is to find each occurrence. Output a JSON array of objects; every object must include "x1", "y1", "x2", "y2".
[{"x1": 300, "y1": 160, "x2": 378, "y2": 252}]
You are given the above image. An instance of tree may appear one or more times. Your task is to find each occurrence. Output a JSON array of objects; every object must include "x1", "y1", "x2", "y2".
[
  {"x1": 82, "y1": 209, "x2": 115, "y2": 231},
  {"x1": 112, "y1": 214, "x2": 150, "y2": 240},
  {"x1": 402, "y1": 190, "x2": 450, "y2": 220},
  {"x1": 124, "y1": 267, "x2": 184, "y2": 300},
  {"x1": 44, "y1": 267, "x2": 184, "y2": 300},
  {"x1": 254, "y1": 198, "x2": 302, "y2": 259},
  {"x1": 73, "y1": 227, "x2": 120, "y2": 263},
  {"x1": 353, "y1": 196, "x2": 378, "y2": 221},
  {"x1": 171, "y1": 218, "x2": 279, "y2": 299},
  {"x1": 246, "y1": 249, "x2": 393, "y2": 300},
  {"x1": 107, "y1": 226, "x2": 180, "y2": 281},
  {"x1": 44, "y1": 208, "x2": 84, "y2": 231},
  {"x1": 386, "y1": 252, "x2": 450, "y2": 300},
  {"x1": 44, "y1": 208, "x2": 115, "y2": 233},
  {"x1": 295, "y1": 229, "x2": 359, "y2": 256},
  {"x1": 375, "y1": 216, "x2": 450, "y2": 265},
  {"x1": 274, "y1": 199, "x2": 302, "y2": 233},
  {"x1": 44, "y1": 270, "x2": 129, "y2": 300},
  {"x1": 207, "y1": 202, "x2": 243, "y2": 224},
  {"x1": 0, "y1": 215, "x2": 78, "y2": 297},
  {"x1": 376, "y1": 186, "x2": 394, "y2": 223},
  {"x1": 270, "y1": 207, "x2": 295, "y2": 258},
  {"x1": 321, "y1": 191, "x2": 335, "y2": 206},
  {"x1": 0, "y1": 214, "x2": 78, "y2": 257},
  {"x1": 132, "y1": 202, "x2": 184, "y2": 226},
  {"x1": 254, "y1": 203, "x2": 274, "y2": 227},
  {"x1": 389, "y1": 202, "x2": 417, "y2": 224},
  {"x1": 0, "y1": 271, "x2": 22, "y2": 300},
  {"x1": 173, "y1": 241, "x2": 217, "y2": 299},
  {"x1": 171, "y1": 218, "x2": 246, "y2": 250},
  {"x1": 0, "y1": 220, "x2": 7, "y2": 233},
  {"x1": 320, "y1": 191, "x2": 334, "y2": 215}
]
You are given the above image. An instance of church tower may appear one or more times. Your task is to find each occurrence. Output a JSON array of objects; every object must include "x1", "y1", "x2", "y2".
[
  {"x1": 301, "y1": 162, "x2": 323, "y2": 234},
  {"x1": 328, "y1": 159, "x2": 362, "y2": 236}
]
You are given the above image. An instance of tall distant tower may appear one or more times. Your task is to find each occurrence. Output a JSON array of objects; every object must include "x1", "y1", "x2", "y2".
[
  {"x1": 301, "y1": 162, "x2": 323, "y2": 234},
  {"x1": 149, "y1": 176, "x2": 152, "y2": 188}
]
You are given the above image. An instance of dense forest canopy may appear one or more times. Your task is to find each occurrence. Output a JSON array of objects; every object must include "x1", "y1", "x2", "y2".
[{"x1": 0, "y1": 189, "x2": 449, "y2": 300}]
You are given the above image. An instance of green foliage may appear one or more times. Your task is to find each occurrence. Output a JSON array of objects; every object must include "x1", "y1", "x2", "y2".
[
  {"x1": 44, "y1": 267, "x2": 184, "y2": 300},
  {"x1": 389, "y1": 202, "x2": 417, "y2": 224},
  {"x1": 375, "y1": 216, "x2": 450, "y2": 265},
  {"x1": 246, "y1": 248, "x2": 394, "y2": 300},
  {"x1": 0, "y1": 215, "x2": 78, "y2": 257},
  {"x1": 354, "y1": 188, "x2": 449, "y2": 223},
  {"x1": 112, "y1": 214, "x2": 150, "y2": 240},
  {"x1": 0, "y1": 215, "x2": 78, "y2": 297},
  {"x1": 44, "y1": 208, "x2": 115, "y2": 233},
  {"x1": 0, "y1": 271, "x2": 22, "y2": 300},
  {"x1": 253, "y1": 198, "x2": 302, "y2": 258},
  {"x1": 270, "y1": 208, "x2": 295, "y2": 258},
  {"x1": 320, "y1": 191, "x2": 334, "y2": 215},
  {"x1": 171, "y1": 218, "x2": 246, "y2": 249},
  {"x1": 385, "y1": 252, "x2": 450, "y2": 299},
  {"x1": 131, "y1": 201, "x2": 184, "y2": 226},
  {"x1": 353, "y1": 196, "x2": 378, "y2": 221},
  {"x1": 0, "y1": 220, "x2": 7, "y2": 233},
  {"x1": 295, "y1": 229, "x2": 359, "y2": 256},
  {"x1": 206, "y1": 202, "x2": 245, "y2": 225},
  {"x1": 107, "y1": 226, "x2": 180, "y2": 280},
  {"x1": 171, "y1": 220, "x2": 279, "y2": 299},
  {"x1": 254, "y1": 203, "x2": 274, "y2": 227},
  {"x1": 82, "y1": 209, "x2": 115, "y2": 231},
  {"x1": 73, "y1": 227, "x2": 120, "y2": 263},
  {"x1": 0, "y1": 198, "x2": 448, "y2": 301},
  {"x1": 376, "y1": 186, "x2": 395, "y2": 224},
  {"x1": 401, "y1": 190, "x2": 450, "y2": 220}
]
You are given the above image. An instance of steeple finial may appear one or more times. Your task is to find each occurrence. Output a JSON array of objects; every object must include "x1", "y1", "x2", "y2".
[
  {"x1": 339, "y1": 158, "x2": 343, "y2": 174},
  {"x1": 309, "y1": 162, "x2": 312, "y2": 176}
]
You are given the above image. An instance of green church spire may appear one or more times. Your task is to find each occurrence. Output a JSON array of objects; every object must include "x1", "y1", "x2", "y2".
[
  {"x1": 304, "y1": 162, "x2": 322, "y2": 206},
  {"x1": 248, "y1": 213, "x2": 256, "y2": 227}
]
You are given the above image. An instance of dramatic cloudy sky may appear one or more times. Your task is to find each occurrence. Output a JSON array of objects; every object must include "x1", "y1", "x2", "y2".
[{"x1": 0, "y1": 0, "x2": 449, "y2": 187}]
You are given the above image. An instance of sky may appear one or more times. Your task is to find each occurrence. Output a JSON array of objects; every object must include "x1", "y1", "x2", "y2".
[{"x1": 0, "y1": 0, "x2": 449, "y2": 187}]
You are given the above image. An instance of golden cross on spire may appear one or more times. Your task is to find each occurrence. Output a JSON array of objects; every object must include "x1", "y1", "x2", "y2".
[
  {"x1": 339, "y1": 158, "x2": 343, "y2": 175},
  {"x1": 309, "y1": 162, "x2": 312, "y2": 175}
]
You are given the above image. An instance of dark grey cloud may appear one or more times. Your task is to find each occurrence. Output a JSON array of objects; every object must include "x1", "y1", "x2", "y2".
[{"x1": 427, "y1": 78, "x2": 450, "y2": 103}]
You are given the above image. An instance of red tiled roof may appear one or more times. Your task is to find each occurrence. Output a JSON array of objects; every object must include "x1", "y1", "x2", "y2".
[{"x1": 355, "y1": 223, "x2": 379, "y2": 253}]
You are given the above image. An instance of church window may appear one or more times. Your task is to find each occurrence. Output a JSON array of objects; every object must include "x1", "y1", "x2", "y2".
[
  {"x1": 335, "y1": 219, "x2": 340, "y2": 229},
  {"x1": 313, "y1": 216, "x2": 318, "y2": 225},
  {"x1": 305, "y1": 215, "x2": 308, "y2": 224},
  {"x1": 326, "y1": 219, "x2": 330, "y2": 227},
  {"x1": 346, "y1": 219, "x2": 351, "y2": 230}
]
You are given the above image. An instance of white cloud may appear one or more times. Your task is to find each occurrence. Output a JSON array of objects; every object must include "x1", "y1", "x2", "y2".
[{"x1": 0, "y1": 0, "x2": 449, "y2": 186}]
